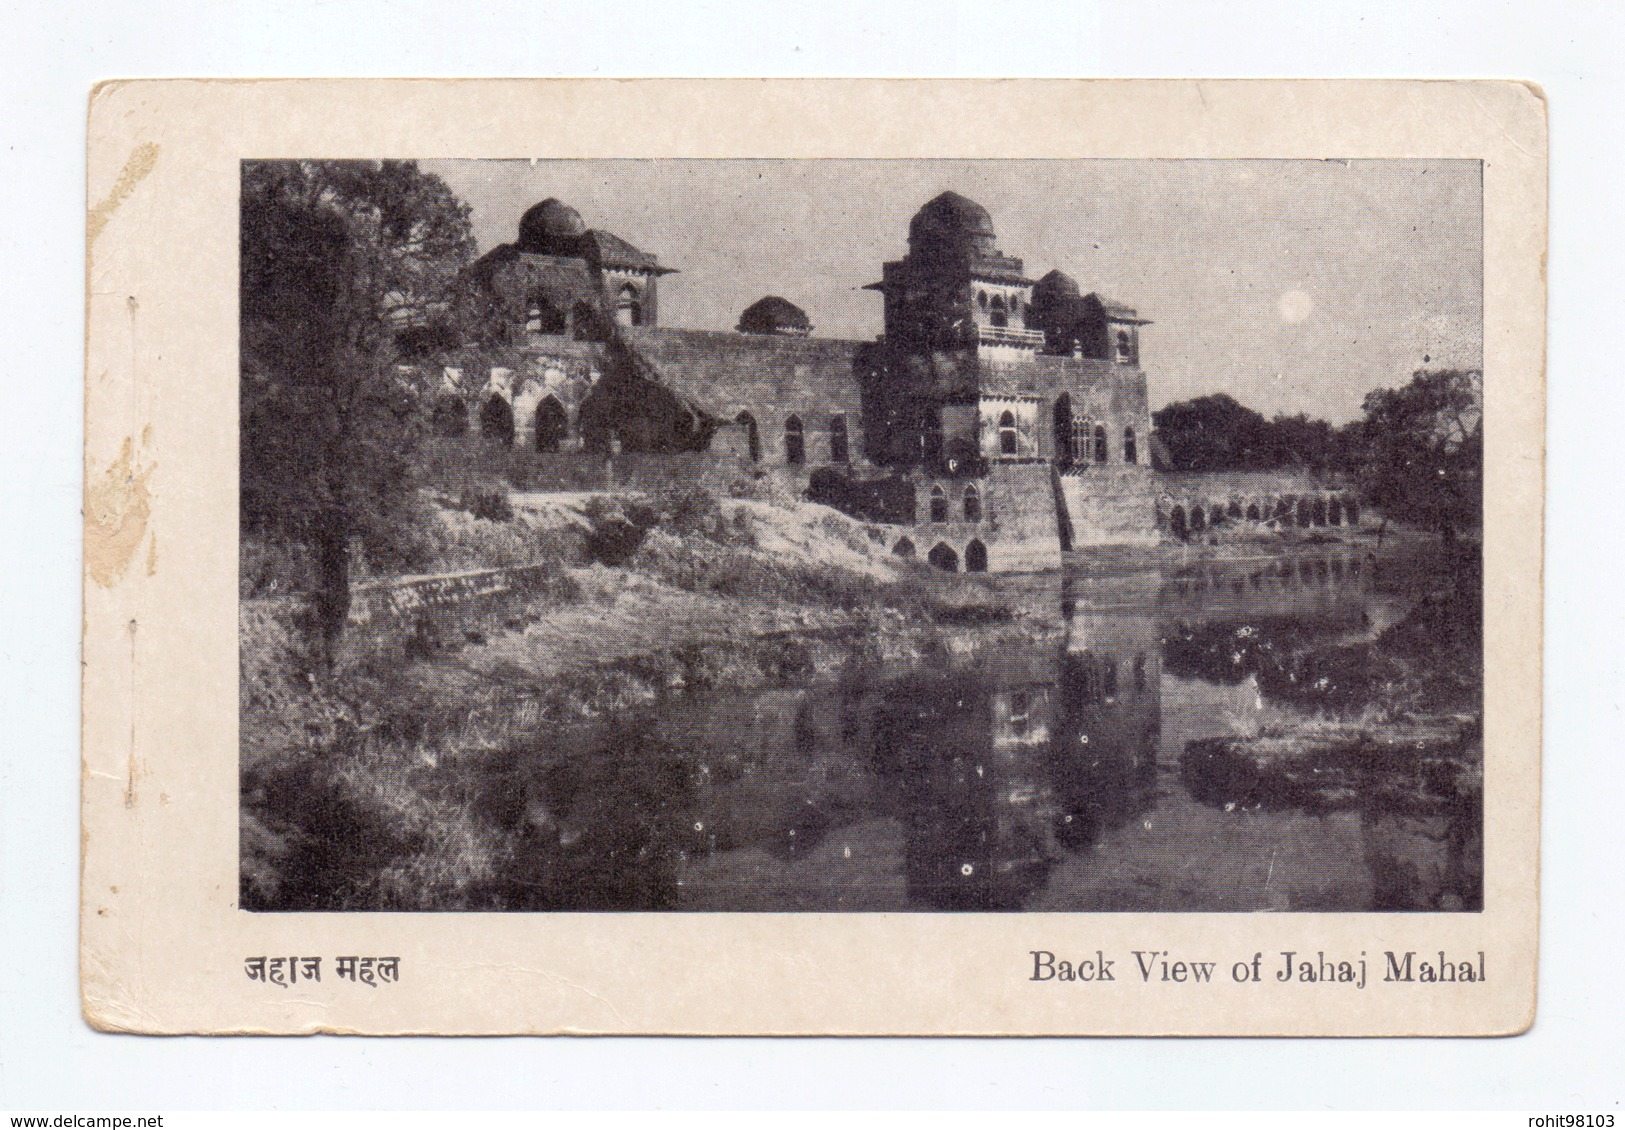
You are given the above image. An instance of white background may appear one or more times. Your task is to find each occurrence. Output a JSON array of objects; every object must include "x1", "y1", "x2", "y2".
[{"x1": 3, "y1": 0, "x2": 1620, "y2": 1110}]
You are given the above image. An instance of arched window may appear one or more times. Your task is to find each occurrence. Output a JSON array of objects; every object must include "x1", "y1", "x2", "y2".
[
  {"x1": 1115, "y1": 329, "x2": 1134, "y2": 361},
  {"x1": 965, "y1": 539, "x2": 988, "y2": 573},
  {"x1": 928, "y1": 542, "x2": 959, "y2": 573},
  {"x1": 929, "y1": 485, "x2": 948, "y2": 523},
  {"x1": 999, "y1": 410, "x2": 1019, "y2": 455},
  {"x1": 736, "y1": 411, "x2": 761, "y2": 462},
  {"x1": 1191, "y1": 506, "x2": 1207, "y2": 532},
  {"x1": 783, "y1": 415, "x2": 805, "y2": 465},
  {"x1": 431, "y1": 395, "x2": 467, "y2": 437},
  {"x1": 1228, "y1": 500, "x2": 1243, "y2": 520},
  {"x1": 963, "y1": 484, "x2": 981, "y2": 522},
  {"x1": 978, "y1": 291, "x2": 988, "y2": 308},
  {"x1": 991, "y1": 294, "x2": 1006, "y2": 311},
  {"x1": 1297, "y1": 499, "x2": 1313, "y2": 527},
  {"x1": 1123, "y1": 426, "x2": 1138, "y2": 464},
  {"x1": 534, "y1": 395, "x2": 568, "y2": 452},
  {"x1": 614, "y1": 284, "x2": 642, "y2": 328},
  {"x1": 1344, "y1": 497, "x2": 1361, "y2": 526},
  {"x1": 1328, "y1": 497, "x2": 1343, "y2": 526},
  {"x1": 990, "y1": 309, "x2": 1008, "y2": 328},
  {"x1": 480, "y1": 395, "x2": 514, "y2": 445},
  {"x1": 892, "y1": 537, "x2": 916, "y2": 559},
  {"x1": 1312, "y1": 498, "x2": 1327, "y2": 526},
  {"x1": 1093, "y1": 424, "x2": 1108, "y2": 464},
  {"x1": 1133, "y1": 655, "x2": 1147, "y2": 693},
  {"x1": 1170, "y1": 505, "x2": 1188, "y2": 540},
  {"x1": 1275, "y1": 499, "x2": 1292, "y2": 524},
  {"x1": 1053, "y1": 394, "x2": 1074, "y2": 467},
  {"x1": 829, "y1": 415, "x2": 849, "y2": 464},
  {"x1": 1008, "y1": 691, "x2": 1029, "y2": 735}
]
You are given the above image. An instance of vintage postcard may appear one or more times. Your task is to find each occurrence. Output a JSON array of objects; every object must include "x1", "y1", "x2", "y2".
[{"x1": 82, "y1": 79, "x2": 1544, "y2": 1035}]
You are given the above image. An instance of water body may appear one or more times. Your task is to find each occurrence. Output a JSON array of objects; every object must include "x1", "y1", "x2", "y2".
[{"x1": 499, "y1": 550, "x2": 1482, "y2": 913}]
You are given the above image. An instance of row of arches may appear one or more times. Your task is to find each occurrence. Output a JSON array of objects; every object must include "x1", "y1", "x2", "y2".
[
  {"x1": 926, "y1": 483, "x2": 982, "y2": 523},
  {"x1": 437, "y1": 393, "x2": 578, "y2": 452},
  {"x1": 892, "y1": 537, "x2": 989, "y2": 573},
  {"x1": 737, "y1": 412, "x2": 849, "y2": 466},
  {"x1": 1163, "y1": 494, "x2": 1361, "y2": 540}
]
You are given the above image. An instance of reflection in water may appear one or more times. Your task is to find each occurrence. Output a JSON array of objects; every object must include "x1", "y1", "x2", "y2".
[{"x1": 491, "y1": 550, "x2": 1478, "y2": 912}]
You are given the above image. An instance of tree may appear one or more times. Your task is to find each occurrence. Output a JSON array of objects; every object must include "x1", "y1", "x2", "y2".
[
  {"x1": 240, "y1": 160, "x2": 476, "y2": 657},
  {"x1": 1152, "y1": 393, "x2": 1273, "y2": 471},
  {"x1": 1351, "y1": 369, "x2": 1483, "y2": 547}
]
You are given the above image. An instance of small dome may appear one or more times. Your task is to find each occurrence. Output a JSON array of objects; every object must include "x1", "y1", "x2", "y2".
[
  {"x1": 737, "y1": 295, "x2": 811, "y2": 336},
  {"x1": 1033, "y1": 269, "x2": 1081, "y2": 300},
  {"x1": 517, "y1": 198, "x2": 587, "y2": 254},
  {"x1": 908, "y1": 191, "x2": 997, "y2": 255}
]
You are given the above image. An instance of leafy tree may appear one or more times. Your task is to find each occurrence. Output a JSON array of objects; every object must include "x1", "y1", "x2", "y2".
[
  {"x1": 1350, "y1": 368, "x2": 1483, "y2": 546},
  {"x1": 1152, "y1": 393, "x2": 1273, "y2": 471},
  {"x1": 240, "y1": 160, "x2": 476, "y2": 657}
]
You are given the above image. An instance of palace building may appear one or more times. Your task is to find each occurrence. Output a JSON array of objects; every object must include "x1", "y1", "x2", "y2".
[{"x1": 418, "y1": 191, "x2": 1353, "y2": 571}]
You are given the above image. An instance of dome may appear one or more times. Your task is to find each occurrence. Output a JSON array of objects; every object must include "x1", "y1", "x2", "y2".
[
  {"x1": 1033, "y1": 269, "x2": 1081, "y2": 300},
  {"x1": 737, "y1": 295, "x2": 811, "y2": 336},
  {"x1": 908, "y1": 191, "x2": 997, "y2": 255},
  {"x1": 517, "y1": 198, "x2": 587, "y2": 254}
]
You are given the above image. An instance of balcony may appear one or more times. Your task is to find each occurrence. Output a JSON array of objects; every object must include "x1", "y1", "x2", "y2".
[{"x1": 977, "y1": 324, "x2": 1046, "y2": 349}]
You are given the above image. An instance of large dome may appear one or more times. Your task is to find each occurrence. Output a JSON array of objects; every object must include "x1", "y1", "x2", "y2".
[
  {"x1": 908, "y1": 191, "x2": 997, "y2": 255},
  {"x1": 1033, "y1": 269, "x2": 1081, "y2": 300},
  {"x1": 737, "y1": 295, "x2": 811, "y2": 336},
  {"x1": 517, "y1": 198, "x2": 587, "y2": 254}
]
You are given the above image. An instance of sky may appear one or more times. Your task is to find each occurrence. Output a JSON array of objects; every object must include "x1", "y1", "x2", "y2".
[{"x1": 426, "y1": 158, "x2": 1482, "y2": 424}]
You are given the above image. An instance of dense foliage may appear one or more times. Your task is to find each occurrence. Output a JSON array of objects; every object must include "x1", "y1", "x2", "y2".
[
  {"x1": 240, "y1": 160, "x2": 475, "y2": 652},
  {"x1": 1151, "y1": 393, "x2": 1356, "y2": 473}
]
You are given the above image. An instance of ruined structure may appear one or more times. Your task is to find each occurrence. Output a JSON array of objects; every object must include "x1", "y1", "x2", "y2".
[{"x1": 416, "y1": 192, "x2": 1352, "y2": 571}]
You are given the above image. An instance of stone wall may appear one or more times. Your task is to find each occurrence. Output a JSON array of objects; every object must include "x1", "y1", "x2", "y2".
[
  {"x1": 338, "y1": 563, "x2": 560, "y2": 663},
  {"x1": 1059, "y1": 465, "x2": 1162, "y2": 547},
  {"x1": 622, "y1": 327, "x2": 874, "y2": 467},
  {"x1": 415, "y1": 438, "x2": 746, "y2": 495}
]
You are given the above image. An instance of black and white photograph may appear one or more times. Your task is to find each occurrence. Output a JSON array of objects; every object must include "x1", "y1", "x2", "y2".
[{"x1": 237, "y1": 157, "x2": 1486, "y2": 916}]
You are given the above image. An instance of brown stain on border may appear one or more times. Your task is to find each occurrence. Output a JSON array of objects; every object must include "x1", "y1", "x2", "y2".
[
  {"x1": 87, "y1": 142, "x2": 159, "y2": 253},
  {"x1": 86, "y1": 436, "x2": 154, "y2": 589}
]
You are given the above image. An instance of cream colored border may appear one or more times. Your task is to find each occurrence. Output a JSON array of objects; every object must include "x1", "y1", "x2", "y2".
[{"x1": 82, "y1": 79, "x2": 1545, "y2": 1036}]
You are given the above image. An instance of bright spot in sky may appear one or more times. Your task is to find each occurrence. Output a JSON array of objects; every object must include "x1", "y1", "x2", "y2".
[{"x1": 1278, "y1": 290, "x2": 1316, "y2": 324}]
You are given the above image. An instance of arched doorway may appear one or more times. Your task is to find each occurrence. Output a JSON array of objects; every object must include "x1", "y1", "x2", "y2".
[
  {"x1": 431, "y1": 395, "x2": 467, "y2": 437},
  {"x1": 1093, "y1": 424, "x2": 1108, "y2": 463},
  {"x1": 963, "y1": 483, "x2": 981, "y2": 522},
  {"x1": 783, "y1": 415, "x2": 805, "y2": 465},
  {"x1": 1123, "y1": 426, "x2": 1138, "y2": 465},
  {"x1": 1053, "y1": 394, "x2": 1074, "y2": 466},
  {"x1": 736, "y1": 411, "x2": 761, "y2": 462},
  {"x1": 1297, "y1": 499, "x2": 1313, "y2": 527},
  {"x1": 534, "y1": 395, "x2": 568, "y2": 452},
  {"x1": 929, "y1": 485, "x2": 948, "y2": 522},
  {"x1": 1246, "y1": 503, "x2": 1260, "y2": 521},
  {"x1": 965, "y1": 539, "x2": 988, "y2": 572},
  {"x1": 614, "y1": 284, "x2": 642, "y2": 328},
  {"x1": 1228, "y1": 500, "x2": 1243, "y2": 520},
  {"x1": 1170, "y1": 505, "x2": 1188, "y2": 540},
  {"x1": 829, "y1": 415, "x2": 849, "y2": 464},
  {"x1": 1276, "y1": 499, "x2": 1292, "y2": 524},
  {"x1": 927, "y1": 542, "x2": 959, "y2": 572},
  {"x1": 480, "y1": 395, "x2": 514, "y2": 445},
  {"x1": 892, "y1": 537, "x2": 916, "y2": 559}
]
